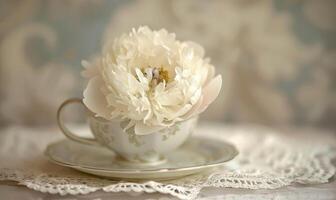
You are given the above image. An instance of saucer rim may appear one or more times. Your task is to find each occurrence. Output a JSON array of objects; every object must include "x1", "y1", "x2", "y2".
[{"x1": 44, "y1": 136, "x2": 239, "y2": 174}]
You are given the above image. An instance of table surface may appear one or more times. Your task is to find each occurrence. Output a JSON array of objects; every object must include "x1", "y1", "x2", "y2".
[
  {"x1": 1, "y1": 124, "x2": 336, "y2": 200},
  {"x1": 1, "y1": 180, "x2": 336, "y2": 200}
]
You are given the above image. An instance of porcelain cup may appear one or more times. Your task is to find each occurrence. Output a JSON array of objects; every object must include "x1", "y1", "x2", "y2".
[{"x1": 57, "y1": 98, "x2": 197, "y2": 164}]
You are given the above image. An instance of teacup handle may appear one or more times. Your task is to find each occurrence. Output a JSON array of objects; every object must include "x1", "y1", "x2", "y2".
[{"x1": 57, "y1": 98, "x2": 99, "y2": 146}]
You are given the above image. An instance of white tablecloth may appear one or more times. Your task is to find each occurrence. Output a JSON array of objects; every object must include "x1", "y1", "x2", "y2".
[
  {"x1": 1, "y1": 181, "x2": 336, "y2": 200},
  {"x1": 1, "y1": 124, "x2": 335, "y2": 200}
]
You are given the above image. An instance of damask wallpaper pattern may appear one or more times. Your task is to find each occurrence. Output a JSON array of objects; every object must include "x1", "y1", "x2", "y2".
[{"x1": 0, "y1": 0, "x2": 335, "y2": 128}]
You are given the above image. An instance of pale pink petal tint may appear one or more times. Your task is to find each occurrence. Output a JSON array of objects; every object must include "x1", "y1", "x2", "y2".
[
  {"x1": 198, "y1": 75, "x2": 222, "y2": 114},
  {"x1": 83, "y1": 76, "x2": 110, "y2": 119}
]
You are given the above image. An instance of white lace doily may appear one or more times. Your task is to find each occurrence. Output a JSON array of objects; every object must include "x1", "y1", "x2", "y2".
[{"x1": 0, "y1": 124, "x2": 335, "y2": 200}]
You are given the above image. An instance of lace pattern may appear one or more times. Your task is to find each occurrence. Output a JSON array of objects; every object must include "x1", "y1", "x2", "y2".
[{"x1": 0, "y1": 124, "x2": 335, "y2": 200}]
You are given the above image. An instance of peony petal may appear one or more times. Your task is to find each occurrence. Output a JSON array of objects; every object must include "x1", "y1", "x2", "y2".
[
  {"x1": 83, "y1": 76, "x2": 110, "y2": 119},
  {"x1": 135, "y1": 68, "x2": 149, "y2": 85},
  {"x1": 156, "y1": 89, "x2": 183, "y2": 106},
  {"x1": 185, "y1": 41, "x2": 205, "y2": 57},
  {"x1": 134, "y1": 122, "x2": 165, "y2": 135},
  {"x1": 81, "y1": 59, "x2": 100, "y2": 78},
  {"x1": 166, "y1": 104, "x2": 193, "y2": 120},
  {"x1": 197, "y1": 75, "x2": 222, "y2": 114},
  {"x1": 181, "y1": 95, "x2": 203, "y2": 119},
  {"x1": 204, "y1": 64, "x2": 215, "y2": 86}
]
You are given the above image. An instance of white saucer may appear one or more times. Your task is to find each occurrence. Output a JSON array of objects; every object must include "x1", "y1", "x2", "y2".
[{"x1": 45, "y1": 136, "x2": 238, "y2": 180}]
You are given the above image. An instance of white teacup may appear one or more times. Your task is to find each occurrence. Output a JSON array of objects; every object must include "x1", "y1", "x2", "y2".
[{"x1": 57, "y1": 98, "x2": 197, "y2": 164}]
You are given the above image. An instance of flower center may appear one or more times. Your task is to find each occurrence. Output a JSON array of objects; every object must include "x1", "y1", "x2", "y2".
[{"x1": 143, "y1": 67, "x2": 169, "y2": 87}]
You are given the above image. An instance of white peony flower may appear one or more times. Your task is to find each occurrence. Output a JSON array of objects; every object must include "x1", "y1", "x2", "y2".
[{"x1": 82, "y1": 26, "x2": 221, "y2": 135}]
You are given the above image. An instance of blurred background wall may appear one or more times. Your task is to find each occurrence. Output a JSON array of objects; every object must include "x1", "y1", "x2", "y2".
[{"x1": 0, "y1": 0, "x2": 335, "y2": 129}]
